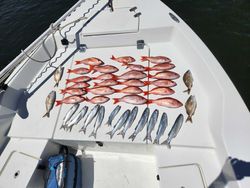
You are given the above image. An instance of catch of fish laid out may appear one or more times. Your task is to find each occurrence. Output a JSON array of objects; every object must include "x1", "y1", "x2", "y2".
[{"x1": 43, "y1": 54, "x2": 197, "y2": 148}]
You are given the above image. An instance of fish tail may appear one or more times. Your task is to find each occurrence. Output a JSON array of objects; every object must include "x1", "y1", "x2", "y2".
[
  {"x1": 117, "y1": 130, "x2": 125, "y2": 139},
  {"x1": 143, "y1": 91, "x2": 149, "y2": 96},
  {"x1": 147, "y1": 74, "x2": 153, "y2": 78},
  {"x1": 67, "y1": 69, "x2": 72, "y2": 73},
  {"x1": 143, "y1": 81, "x2": 150, "y2": 86},
  {"x1": 60, "y1": 124, "x2": 66, "y2": 130},
  {"x1": 145, "y1": 67, "x2": 151, "y2": 71},
  {"x1": 146, "y1": 99, "x2": 153, "y2": 105},
  {"x1": 114, "y1": 89, "x2": 120, "y2": 93},
  {"x1": 143, "y1": 135, "x2": 152, "y2": 142},
  {"x1": 141, "y1": 56, "x2": 148, "y2": 62},
  {"x1": 186, "y1": 115, "x2": 193, "y2": 123},
  {"x1": 75, "y1": 61, "x2": 81, "y2": 65},
  {"x1": 153, "y1": 138, "x2": 159, "y2": 144},
  {"x1": 89, "y1": 65, "x2": 95, "y2": 72},
  {"x1": 128, "y1": 133, "x2": 136, "y2": 141},
  {"x1": 166, "y1": 138, "x2": 171, "y2": 149},
  {"x1": 183, "y1": 88, "x2": 190, "y2": 94},
  {"x1": 117, "y1": 81, "x2": 121, "y2": 85},
  {"x1": 93, "y1": 82, "x2": 99, "y2": 87},
  {"x1": 89, "y1": 131, "x2": 96, "y2": 139},
  {"x1": 111, "y1": 55, "x2": 116, "y2": 60},
  {"x1": 55, "y1": 100, "x2": 62, "y2": 106},
  {"x1": 81, "y1": 127, "x2": 87, "y2": 134},
  {"x1": 92, "y1": 70, "x2": 97, "y2": 74},
  {"x1": 121, "y1": 63, "x2": 128, "y2": 66},
  {"x1": 42, "y1": 112, "x2": 49, "y2": 118},
  {"x1": 106, "y1": 131, "x2": 113, "y2": 139},
  {"x1": 60, "y1": 89, "x2": 66, "y2": 94},
  {"x1": 65, "y1": 79, "x2": 71, "y2": 85},
  {"x1": 113, "y1": 98, "x2": 120, "y2": 104},
  {"x1": 54, "y1": 82, "x2": 59, "y2": 87}
]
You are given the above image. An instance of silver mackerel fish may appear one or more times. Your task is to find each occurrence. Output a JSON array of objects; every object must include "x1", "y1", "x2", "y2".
[
  {"x1": 106, "y1": 110, "x2": 130, "y2": 139},
  {"x1": 89, "y1": 106, "x2": 105, "y2": 138},
  {"x1": 66, "y1": 106, "x2": 88, "y2": 131},
  {"x1": 153, "y1": 112, "x2": 168, "y2": 144},
  {"x1": 104, "y1": 105, "x2": 121, "y2": 127},
  {"x1": 60, "y1": 104, "x2": 79, "y2": 130},
  {"x1": 144, "y1": 109, "x2": 159, "y2": 142},
  {"x1": 129, "y1": 107, "x2": 150, "y2": 141}
]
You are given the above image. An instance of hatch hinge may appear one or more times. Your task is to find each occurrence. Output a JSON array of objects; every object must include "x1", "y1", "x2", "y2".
[{"x1": 137, "y1": 40, "x2": 145, "y2": 50}]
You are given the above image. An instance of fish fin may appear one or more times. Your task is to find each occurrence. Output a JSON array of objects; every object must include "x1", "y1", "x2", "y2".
[
  {"x1": 147, "y1": 74, "x2": 153, "y2": 78},
  {"x1": 111, "y1": 55, "x2": 116, "y2": 60},
  {"x1": 143, "y1": 91, "x2": 149, "y2": 96},
  {"x1": 79, "y1": 127, "x2": 87, "y2": 134},
  {"x1": 117, "y1": 81, "x2": 121, "y2": 85},
  {"x1": 54, "y1": 82, "x2": 59, "y2": 87},
  {"x1": 106, "y1": 131, "x2": 113, "y2": 139},
  {"x1": 162, "y1": 138, "x2": 171, "y2": 149},
  {"x1": 183, "y1": 88, "x2": 190, "y2": 94},
  {"x1": 89, "y1": 65, "x2": 95, "y2": 72},
  {"x1": 65, "y1": 79, "x2": 70, "y2": 85},
  {"x1": 143, "y1": 81, "x2": 150, "y2": 86},
  {"x1": 75, "y1": 61, "x2": 81, "y2": 65},
  {"x1": 186, "y1": 116, "x2": 193, "y2": 123},
  {"x1": 67, "y1": 69, "x2": 72, "y2": 73},
  {"x1": 42, "y1": 112, "x2": 49, "y2": 118},
  {"x1": 117, "y1": 130, "x2": 125, "y2": 139},
  {"x1": 121, "y1": 63, "x2": 128, "y2": 66},
  {"x1": 141, "y1": 56, "x2": 148, "y2": 62},
  {"x1": 89, "y1": 131, "x2": 96, "y2": 139},
  {"x1": 153, "y1": 138, "x2": 159, "y2": 144},
  {"x1": 113, "y1": 98, "x2": 120, "y2": 104},
  {"x1": 55, "y1": 101, "x2": 62, "y2": 106},
  {"x1": 128, "y1": 133, "x2": 136, "y2": 141},
  {"x1": 114, "y1": 89, "x2": 120, "y2": 93}
]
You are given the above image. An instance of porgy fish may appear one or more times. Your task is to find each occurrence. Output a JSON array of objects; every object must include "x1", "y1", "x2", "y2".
[
  {"x1": 129, "y1": 107, "x2": 150, "y2": 141},
  {"x1": 105, "y1": 105, "x2": 121, "y2": 127},
  {"x1": 89, "y1": 106, "x2": 105, "y2": 138},
  {"x1": 185, "y1": 95, "x2": 197, "y2": 123},
  {"x1": 79, "y1": 105, "x2": 100, "y2": 134},
  {"x1": 143, "y1": 109, "x2": 159, "y2": 142},
  {"x1": 66, "y1": 106, "x2": 88, "y2": 131},
  {"x1": 153, "y1": 113, "x2": 168, "y2": 144},
  {"x1": 118, "y1": 106, "x2": 138, "y2": 139},
  {"x1": 162, "y1": 114, "x2": 184, "y2": 149},
  {"x1": 106, "y1": 110, "x2": 130, "y2": 139},
  {"x1": 43, "y1": 91, "x2": 56, "y2": 118},
  {"x1": 60, "y1": 103, "x2": 79, "y2": 129},
  {"x1": 54, "y1": 66, "x2": 64, "y2": 87},
  {"x1": 183, "y1": 70, "x2": 193, "y2": 94}
]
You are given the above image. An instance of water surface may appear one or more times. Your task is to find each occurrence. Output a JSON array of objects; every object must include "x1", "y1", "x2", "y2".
[{"x1": 0, "y1": 0, "x2": 249, "y2": 108}]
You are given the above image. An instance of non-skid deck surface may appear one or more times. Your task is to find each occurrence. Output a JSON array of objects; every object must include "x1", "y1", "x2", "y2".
[{"x1": 53, "y1": 43, "x2": 214, "y2": 148}]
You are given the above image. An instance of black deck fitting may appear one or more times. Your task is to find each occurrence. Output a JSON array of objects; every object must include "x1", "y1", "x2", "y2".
[
  {"x1": 169, "y1": 12, "x2": 180, "y2": 23},
  {"x1": 156, "y1": 174, "x2": 160, "y2": 181},
  {"x1": 79, "y1": 44, "x2": 87, "y2": 52},
  {"x1": 129, "y1": 7, "x2": 137, "y2": 12},
  {"x1": 137, "y1": 40, "x2": 145, "y2": 50},
  {"x1": 134, "y1": 12, "x2": 141, "y2": 18},
  {"x1": 96, "y1": 141, "x2": 104, "y2": 147},
  {"x1": 108, "y1": 0, "x2": 114, "y2": 12},
  {"x1": 61, "y1": 38, "x2": 69, "y2": 46}
]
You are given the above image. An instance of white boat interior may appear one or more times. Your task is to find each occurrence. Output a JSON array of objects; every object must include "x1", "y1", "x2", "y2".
[{"x1": 0, "y1": 0, "x2": 249, "y2": 187}]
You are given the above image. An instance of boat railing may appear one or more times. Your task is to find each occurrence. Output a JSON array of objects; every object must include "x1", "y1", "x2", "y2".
[{"x1": 0, "y1": 0, "x2": 85, "y2": 87}]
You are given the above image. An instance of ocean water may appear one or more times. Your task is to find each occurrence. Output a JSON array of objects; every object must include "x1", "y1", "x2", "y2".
[{"x1": 0, "y1": 0, "x2": 249, "y2": 109}]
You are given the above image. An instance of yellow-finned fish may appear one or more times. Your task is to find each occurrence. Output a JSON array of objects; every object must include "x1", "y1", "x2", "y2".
[
  {"x1": 185, "y1": 95, "x2": 197, "y2": 123},
  {"x1": 183, "y1": 70, "x2": 193, "y2": 94},
  {"x1": 43, "y1": 91, "x2": 56, "y2": 118},
  {"x1": 54, "y1": 66, "x2": 64, "y2": 87}
]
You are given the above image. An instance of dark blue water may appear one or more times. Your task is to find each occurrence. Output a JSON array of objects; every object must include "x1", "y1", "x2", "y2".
[{"x1": 0, "y1": 0, "x2": 249, "y2": 109}]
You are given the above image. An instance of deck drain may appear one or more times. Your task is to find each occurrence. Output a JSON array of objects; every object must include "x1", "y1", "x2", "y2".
[
  {"x1": 14, "y1": 170, "x2": 20, "y2": 178},
  {"x1": 169, "y1": 12, "x2": 180, "y2": 23}
]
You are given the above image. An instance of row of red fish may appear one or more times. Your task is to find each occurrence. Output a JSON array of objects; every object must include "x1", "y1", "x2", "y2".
[{"x1": 56, "y1": 94, "x2": 182, "y2": 108}]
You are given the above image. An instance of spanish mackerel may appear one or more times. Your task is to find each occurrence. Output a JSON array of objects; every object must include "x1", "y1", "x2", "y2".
[
  {"x1": 153, "y1": 112, "x2": 168, "y2": 144},
  {"x1": 79, "y1": 105, "x2": 100, "y2": 134},
  {"x1": 106, "y1": 110, "x2": 130, "y2": 139},
  {"x1": 143, "y1": 109, "x2": 159, "y2": 142},
  {"x1": 66, "y1": 106, "x2": 88, "y2": 131},
  {"x1": 89, "y1": 106, "x2": 105, "y2": 139},
  {"x1": 162, "y1": 114, "x2": 184, "y2": 148},
  {"x1": 60, "y1": 104, "x2": 79, "y2": 129},
  {"x1": 104, "y1": 105, "x2": 121, "y2": 127},
  {"x1": 129, "y1": 108, "x2": 150, "y2": 141},
  {"x1": 117, "y1": 106, "x2": 138, "y2": 139}
]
